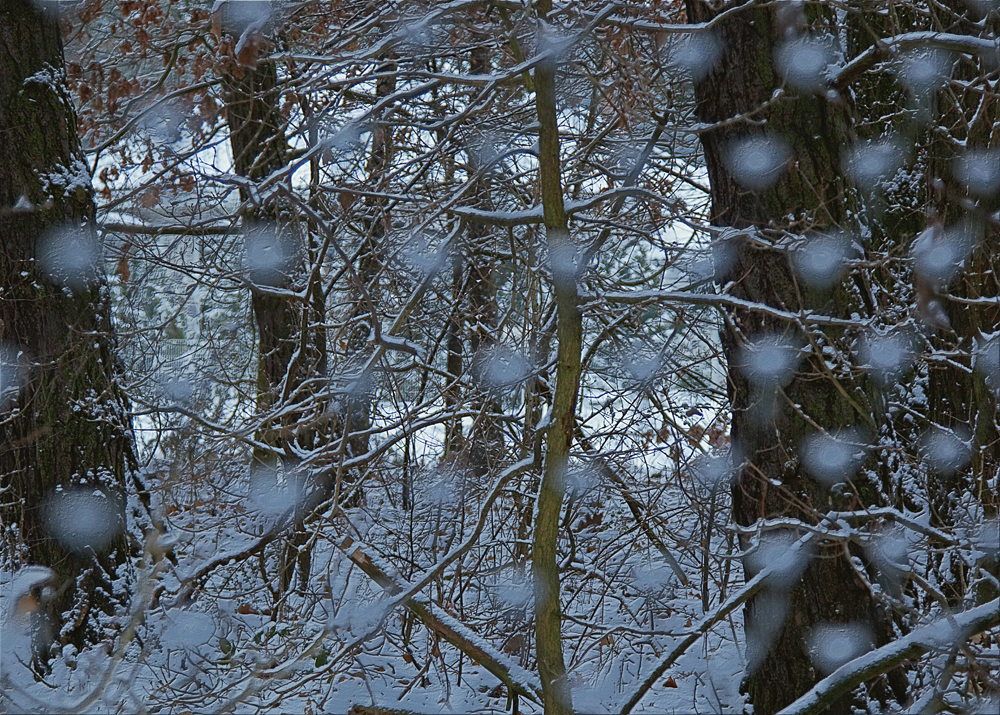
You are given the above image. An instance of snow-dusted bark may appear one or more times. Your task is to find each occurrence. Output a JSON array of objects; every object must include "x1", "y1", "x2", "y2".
[
  {"x1": 684, "y1": 1, "x2": 907, "y2": 712},
  {"x1": 0, "y1": 0, "x2": 140, "y2": 670}
]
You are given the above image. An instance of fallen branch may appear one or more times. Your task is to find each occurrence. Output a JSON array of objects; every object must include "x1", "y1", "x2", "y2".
[{"x1": 337, "y1": 536, "x2": 542, "y2": 704}]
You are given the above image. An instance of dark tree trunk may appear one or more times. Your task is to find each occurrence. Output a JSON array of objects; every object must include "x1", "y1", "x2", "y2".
[
  {"x1": 685, "y1": 2, "x2": 906, "y2": 713},
  {"x1": 464, "y1": 39, "x2": 504, "y2": 480},
  {"x1": 219, "y1": 36, "x2": 326, "y2": 597},
  {"x1": 0, "y1": 0, "x2": 138, "y2": 670},
  {"x1": 336, "y1": 60, "x2": 397, "y2": 506}
]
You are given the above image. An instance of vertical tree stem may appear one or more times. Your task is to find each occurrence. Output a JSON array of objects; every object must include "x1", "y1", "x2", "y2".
[{"x1": 531, "y1": 2, "x2": 578, "y2": 712}]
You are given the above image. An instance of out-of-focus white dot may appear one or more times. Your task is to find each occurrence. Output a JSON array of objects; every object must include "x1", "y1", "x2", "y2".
[
  {"x1": 921, "y1": 428, "x2": 971, "y2": 475},
  {"x1": 465, "y1": 130, "x2": 501, "y2": 171},
  {"x1": 710, "y1": 233, "x2": 740, "y2": 281},
  {"x1": 215, "y1": 0, "x2": 273, "y2": 38},
  {"x1": 138, "y1": 99, "x2": 188, "y2": 144},
  {"x1": 974, "y1": 334, "x2": 1000, "y2": 394},
  {"x1": 474, "y1": 346, "x2": 531, "y2": 392},
  {"x1": 565, "y1": 466, "x2": 600, "y2": 497},
  {"x1": 843, "y1": 138, "x2": 905, "y2": 191},
  {"x1": 954, "y1": 149, "x2": 1000, "y2": 198},
  {"x1": 37, "y1": 227, "x2": 102, "y2": 291},
  {"x1": 739, "y1": 335, "x2": 802, "y2": 389},
  {"x1": 323, "y1": 121, "x2": 364, "y2": 159},
  {"x1": 160, "y1": 609, "x2": 216, "y2": 651},
  {"x1": 774, "y1": 36, "x2": 835, "y2": 93},
  {"x1": 496, "y1": 578, "x2": 532, "y2": 611},
  {"x1": 547, "y1": 234, "x2": 580, "y2": 284},
  {"x1": 245, "y1": 225, "x2": 298, "y2": 287},
  {"x1": 912, "y1": 221, "x2": 977, "y2": 290},
  {"x1": 622, "y1": 349, "x2": 661, "y2": 386},
  {"x1": 866, "y1": 527, "x2": 911, "y2": 583},
  {"x1": 791, "y1": 233, "x2": 853, "y2": 290},
  {"x1": 248, "y1": 462, "x2": 305, "y2": 519},
  {"x1": 724, "y1": 135, "x2": 791, "y2": 192},
  {"x1": 5, "y1": 565, "x2": 54, "y2": 621},
  {"x1": 662, "y1": 31, "x2": 723, "y2": 81},
  {"x1": 746, "y1": 590, "x2": 790, "y2": 672},
  {"x1": 800, "y1": 429, "x2": 867, "y2": 488},
  {"x1": 856, "y1": 331, "x2": 914, "y2": 387},
  {"x1": 807, "y1": 622, "x2": 872, "y2": 674},
  {"x1": 535, "y1": 22, "x2": 576, "y2": 66},
  {"x1": 747, "y1": 531, "x2": 811, "y2": 589},
  {"x1": 401, "y1": 233, "x2": 448, "y2": 280},
  {"x1": 159, "y1": 373, "x2": 193, "y2": 406},
  {"x1": 974, "y1": 518, "x2": 1000, "y2": 557},
  {"x1": 631, "y1": 563, "x2": 674, "y2": 595},
  {"x1": 690, "y1": 450, "x2": 737, "y2": 491},
  {"x1": 895, "y1": 49, "x2": 952, "y2": 95},
  {"x1": 44, "y1": 487, "x2": 123, "y2": 554},
  {"x1": 0, "y1": 343, "x2": 28, "y2": 411}
]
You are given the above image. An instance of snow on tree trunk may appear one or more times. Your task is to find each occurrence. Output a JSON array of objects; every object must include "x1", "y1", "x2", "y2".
[
  {"x1": 0, "y1": 0, "x2": 139, "y2": 672},
  {"x1": 684, "y1": 1, "x2": 907, "y2": 712}
]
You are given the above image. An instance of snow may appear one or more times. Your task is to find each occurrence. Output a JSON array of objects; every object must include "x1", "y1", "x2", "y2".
[
  {"x1": 4, "y1": 566, "x2": 55, "y2": 621},
  {"x1": 43, "y1": 487, "x2": 123, "y2": 555},
  {"x1": 158, "y1": 608, "x2": 217, "y2": 651},
  {"x1": 36, "y1": 227, "x2": 102, "y2": 291},
  {"x1": 774, "y1": 35, "x2": 836, "y2": 94},
  {"x1": 5, "y1": 5, "x2": 999, "y2": 714},
  {"x1": 723, "y1": 135, "x2": 791, "y2": 192}
]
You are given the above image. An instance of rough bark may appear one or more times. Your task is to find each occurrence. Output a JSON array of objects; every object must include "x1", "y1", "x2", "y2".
[
  {"x1": 0, "y1": 0, "x2": 138, "y2": 669},
  {"x1": 464, "y1": 39, "x2": 503, "y2": 480},
  {"x1": 685, "y1": 2, "x2": 906, "y2": 713}
]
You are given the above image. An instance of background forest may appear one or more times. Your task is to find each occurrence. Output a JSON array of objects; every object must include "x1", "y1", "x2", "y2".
[{"x1": 1, "y1": 1, "x2": 999, "y2": 714}]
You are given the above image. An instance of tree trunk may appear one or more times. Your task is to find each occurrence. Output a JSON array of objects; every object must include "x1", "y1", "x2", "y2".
[
  {"x1": 685, "y1": 2, "x2": 906, "y2": 713},
  {"x1": 464, "y1": 39, "x2": 504, "y2": 480},
  {"x1": 218, "y1": 23, "x2": 326, "y2": 597},
  {"x1": 0, "y1": 0, "x2": 138, "y2": 670},
  {"x1": 531, "y1": 2, "x2": 579, "y2": 712}
]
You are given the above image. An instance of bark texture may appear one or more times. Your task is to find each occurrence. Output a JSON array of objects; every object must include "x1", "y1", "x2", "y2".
[
  {"x1": 685, "y1": 2, "x2": 906, "y2": 713},
  {"x1": 0, "y1": 0, "x2": 137, "y2": 669}
]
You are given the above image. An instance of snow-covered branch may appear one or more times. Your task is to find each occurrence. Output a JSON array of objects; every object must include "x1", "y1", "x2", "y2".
[{"x1": 776, "y1": 598, "x2": 1000, "y2": 715}]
